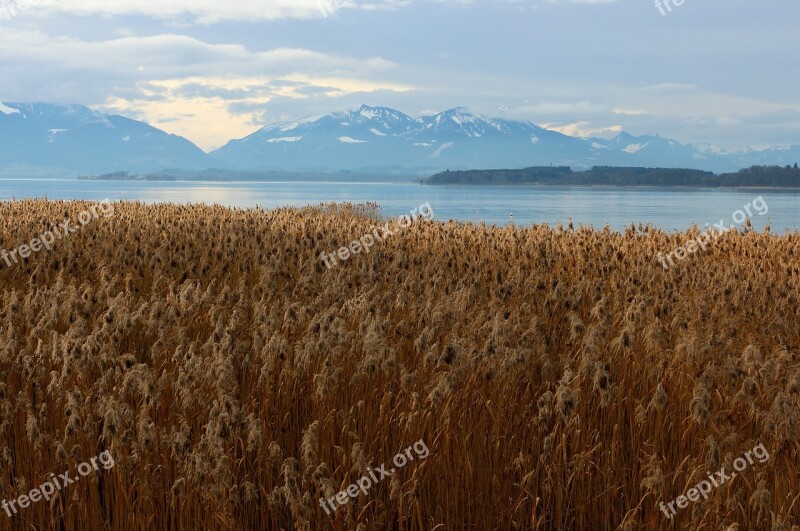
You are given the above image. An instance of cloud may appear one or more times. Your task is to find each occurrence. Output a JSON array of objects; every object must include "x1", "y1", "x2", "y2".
[
  {"x1": 612, "y1": 108, "x2": 652, "y2": 116},
  {"x1": 103, "y1": 75, "x2": 411, "y2": 149},
  {"x1": 0, "y1": 28, "x2": 407, "y2": 149},
  {"x1": 541, "y1": 121, "x2": 622, "y2": 138},
  {"x1": 0, "y1": 0, "x2": 416, "y2": 23},
  {"x1": 2, "y1": 0, "x2": 800, "y2": 152}
]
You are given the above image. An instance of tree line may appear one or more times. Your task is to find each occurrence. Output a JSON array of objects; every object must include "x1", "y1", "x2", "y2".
[{"x1": 425, "y1": 164, "x2": 800, "y2": 187}]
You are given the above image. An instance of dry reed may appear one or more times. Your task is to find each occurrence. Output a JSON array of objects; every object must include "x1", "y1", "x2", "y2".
[{"x1": 0, "y1": 199, "x2": 798, "y2": 530}]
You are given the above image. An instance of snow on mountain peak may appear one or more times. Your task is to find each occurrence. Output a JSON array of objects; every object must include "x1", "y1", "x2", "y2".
[
  {"x1": 422, "y1": 107, "x2": 507, "y2": 138},
  {"x1": 623, "y1": 143, "x2": 648, "y2": 154},
  {"x1": 358, "y1": 104, "x2": 384, "y2": 120},
  {"x1": 211, "y1": 105, "x2": 799, "y2": 173},
  {"x1": 0, "y1": 102, "x2": 20, "y2": 115},
  {"x1": 351, "y1": 105, "x2": 413, "y2": 129},
  {"x1": 696, "y1": 144, "x2": 730, "y2": 155},
  {"x1": 258, "y1": 114, "x2": 325, "y2": 135}
]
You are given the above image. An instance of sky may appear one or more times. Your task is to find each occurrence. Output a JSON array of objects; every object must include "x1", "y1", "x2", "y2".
[{"x1": 0, "y1": 0, "x2": 798, "y2": 152}]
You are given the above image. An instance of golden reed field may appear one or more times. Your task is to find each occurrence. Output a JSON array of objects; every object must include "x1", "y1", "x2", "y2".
[{"x1": 0, "y1": 199, "x2": 799, "y2": 530}]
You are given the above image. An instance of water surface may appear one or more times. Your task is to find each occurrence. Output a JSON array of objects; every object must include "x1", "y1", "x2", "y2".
[{"x1": 2, "y1": 179, "x2": 798, "y2": 232}]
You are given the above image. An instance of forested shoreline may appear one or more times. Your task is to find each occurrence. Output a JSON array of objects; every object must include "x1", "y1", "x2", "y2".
[{"x1": 426, "y1": 164, "x2": 800, "y2": 187}]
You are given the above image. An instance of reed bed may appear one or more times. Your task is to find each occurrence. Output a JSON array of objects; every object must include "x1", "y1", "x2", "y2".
[{"x1": 0, "y1": 199, "x2": 798, "y2": 530}]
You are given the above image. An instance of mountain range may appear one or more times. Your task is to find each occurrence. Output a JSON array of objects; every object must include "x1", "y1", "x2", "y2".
[
  {"x1": 2, "y1": 102, "x2": 799, "y2": 176},
  {"x1": 0, "y1": 102, "x2": 213, "y2": 176}
]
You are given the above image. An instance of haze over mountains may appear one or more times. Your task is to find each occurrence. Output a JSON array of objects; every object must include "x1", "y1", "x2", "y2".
[
  {"x1": 0, "y1": 102, "x2": 213, "y2": 177},
  {"x1": 2, "y1": 102, "x2": 799, "y2": 177}
]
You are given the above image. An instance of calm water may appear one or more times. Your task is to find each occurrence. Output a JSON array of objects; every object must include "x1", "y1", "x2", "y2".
[{"x1": 2, "y1": 179, "x2": 799, "y2": 232}]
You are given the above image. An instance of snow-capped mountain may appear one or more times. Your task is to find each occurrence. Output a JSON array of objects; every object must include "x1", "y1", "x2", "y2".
[
  {"x1": 1, "y1": 102, "x2": 797, "y2": 176},
  {"x1": 588, "y1": 132, "x2": 718, "y2": 168},
  {"x1": 260, "y1": 105, "x2": 418, "y2": 141},
  {"x1": 211, "y1": 105, "x2": 602, "y2": 172},
  {"x1": 213, "y1": 105, "x2": 800, "y2": 173},
  {"x1": 0, "y1": 102, "x2": 215, "y2": 175},
  {"x1": 734, "y1": 144, "x2": 800, "y2": 168},
  {"x1": 586, "y1": 132, "x2": 800, "y2": 172}
]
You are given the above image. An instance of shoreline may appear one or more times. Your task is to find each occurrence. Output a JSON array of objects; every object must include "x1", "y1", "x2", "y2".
[{"x1": 424, "y1": 183, "x2": 800, "y2": 191}]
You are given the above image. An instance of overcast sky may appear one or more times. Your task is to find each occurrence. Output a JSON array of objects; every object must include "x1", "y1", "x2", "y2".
[{"x1": 1, "y1": 0, "x2": 798, "y2": 151}]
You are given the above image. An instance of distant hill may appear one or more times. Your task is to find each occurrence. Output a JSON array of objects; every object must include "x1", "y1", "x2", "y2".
[
  {"x1": 425, "y1": 165, "x2": 800, "y2": 187},
  {"x1": 210, "y1": 105, "x2": 800, "y2": 174},
  {"x1": 77, "y1": 168, "x2": 417, "y2": 183},
  {"x1": 0, "y1": 102, "x2": 216, "y2": 175},
  {"x1": 3, "y1": 102, "x2": 800, "y2": 176},
  {"x1": 211, "y1": 105, "x2": 595, "y2": 173}
]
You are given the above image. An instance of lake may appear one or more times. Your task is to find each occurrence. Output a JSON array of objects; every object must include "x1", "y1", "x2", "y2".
[{"x1": 1, "y1": 178, "x2": 799, "y2": 232}]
